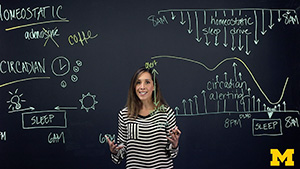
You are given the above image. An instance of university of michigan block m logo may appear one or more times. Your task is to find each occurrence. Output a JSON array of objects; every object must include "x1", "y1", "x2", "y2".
[{"x1": 270, "y1": 149, "x2": 294, "y2": 166}]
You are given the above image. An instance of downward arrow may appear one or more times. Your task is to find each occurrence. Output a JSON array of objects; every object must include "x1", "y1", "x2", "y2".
[{"x1": 180, "y1": 11, "x2": 186, "y2": 25}]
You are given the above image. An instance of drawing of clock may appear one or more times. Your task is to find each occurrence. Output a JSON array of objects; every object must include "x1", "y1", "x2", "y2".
[{"x1": 51, "y1": 56, "x2": 70, "y2": 77}]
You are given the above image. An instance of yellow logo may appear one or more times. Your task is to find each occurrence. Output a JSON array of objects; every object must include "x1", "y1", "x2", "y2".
[{"x1": 270, "y1": 149, "x2": 294, "y2": 166}]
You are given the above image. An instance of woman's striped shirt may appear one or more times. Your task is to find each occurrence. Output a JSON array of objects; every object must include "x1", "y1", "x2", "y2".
[{"x1": 111, "y1": 106, "x2": 179, "y2": 169}]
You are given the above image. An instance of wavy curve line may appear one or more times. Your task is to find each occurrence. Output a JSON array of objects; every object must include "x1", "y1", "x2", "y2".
[
  {"x1": 0, "y1": 77, "x2": 50, "y2": 88},
  {"x1": 151, "y1": 55, "x2": 288, "y2": 105}
]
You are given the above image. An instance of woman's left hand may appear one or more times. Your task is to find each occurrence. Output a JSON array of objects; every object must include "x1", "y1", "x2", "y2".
[{"x1": 167, "y1": 126, "x2": 181, "y2": 148}]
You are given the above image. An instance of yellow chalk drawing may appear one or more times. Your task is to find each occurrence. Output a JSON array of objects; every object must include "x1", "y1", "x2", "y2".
[
  {"x1": 5, "y1": 20, "x2": 69, "y2": 31},
  {"x1": 151, "y1": 55, "x2": 288, "y2": 105},
  {"x1": 0, "y1": 77, "x2": 50, "y2": 88},
  {"x1": 42, "y1": 27, "x2": 60, "y2": 48}
]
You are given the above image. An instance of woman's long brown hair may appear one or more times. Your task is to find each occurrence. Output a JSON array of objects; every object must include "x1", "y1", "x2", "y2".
[{"x1": 126, "y1": 67, "x2": 167, "y2": 119}]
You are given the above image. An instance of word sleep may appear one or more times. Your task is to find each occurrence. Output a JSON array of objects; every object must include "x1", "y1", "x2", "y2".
[
  {"x1": 202, "y1": 27, "x2": 252, "y2": 38},
  {"x1": 0, "y1": 59, "x2": 46, "y2": 74},
  {"x1": 254, "y1": 121, "x2": 278, "y2": 130},
  {"x1": 31, "y1": 114, "x2": 55, "y2": 126},
  {"x1": 22, "y1": 111, "x2": 67, "y2": 129},
  {"x1": 0, "y1": 4, "x2": 66, "y2": 21}
]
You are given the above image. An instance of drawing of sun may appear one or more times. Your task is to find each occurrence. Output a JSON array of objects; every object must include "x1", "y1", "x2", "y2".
[
  {"x1": 7, "y1": 89, "x2": 26, "y2": 111},
  {"x1": 79, "y1": 92, "x2": 98, "y2": 112}
]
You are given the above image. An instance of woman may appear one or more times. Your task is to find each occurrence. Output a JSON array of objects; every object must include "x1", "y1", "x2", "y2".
[{"x1": 106, "y1": 67, "x2": 181, "y2": 169}]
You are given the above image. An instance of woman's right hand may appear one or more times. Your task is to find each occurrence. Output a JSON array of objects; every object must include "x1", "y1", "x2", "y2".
[{"x1": 105, "y1": 136, "x2": 124, "y2": 154}]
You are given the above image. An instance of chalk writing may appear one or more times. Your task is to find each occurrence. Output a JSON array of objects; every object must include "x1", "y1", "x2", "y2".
[
  {"x1": 150, "y1": 8, "x2": 299, "y2": 55},
  {"x1": 0, "y1": 4, "x2": 66, "y2": 22},
  {"x1": 0, "y1": 58, "x2": 46, "y2": 74},
  {"x1": 147, "y1": 15, "x2": 168, "y2": 27},
  {"x1": 255, "y1": 121, "x2": 278, "y2": 130},
  {"x1": 285, "y1": 116, "x2": 299, "y2": 128},
  {"x1": 282, "y1": 11, "x2": 299, "y2": 24},
  {"x1": 210, "y1": 15, "x2": 253, "y2": 26},
  {"x1": 252, "y1": 119, "x2": 282, "y2": 136},
  {"x1": 239, "y1": 113, "x2": 251, "y2": 119},
  {"x1": 48, "y1": 132, "x2": 65, "y2": 144},
  {"x1": 99, "y1": 133, "x2": 115, "y2": 144},
  {"x1": 31, "y1": 114, "x2": 55, "y2": 126},
  {"x1": 150, "y1": 55, "x2": 299, "y2": 131},
  {"x1": 148, "y1": 55, "x2": 300, "y2": 136},
  {"x1": 24, "y1": 27, "x2": 59, "y2": 42},
  {"x1": 1, "y1": 5, "x2": 48, "y2": 21},
  {"x1": 1, "y1": 4, "x2": 69, "y2": 32},
  {"x1": 224, "y1": 118, "x2": 242, "y2": 128},
  {"x1": 152, "y1": 55, "x2": 289, "y2": 106},
  {"x1": 145, "y1": 60, "x2": 158, "y2": 69},
  {"x1": 0, "y1": 131, "x2": 6, "y2": 141},
  {"x1": 22, "y1": 110, "x2": 67, "y2": 129},
  {"x1": 25, "y1": 28, "x2": 48, "y2": 40},
  {"x1": 68, "y1": 30, "x2": 98, "y2": 46}
]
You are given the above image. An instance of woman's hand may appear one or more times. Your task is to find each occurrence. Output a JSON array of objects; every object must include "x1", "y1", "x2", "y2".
[
  {"x1": 166, "y1": 126, "x2": 181, "y2": 149},
  {"x1": 105, "y1": 136, "x2": 124, "y2": 154}
]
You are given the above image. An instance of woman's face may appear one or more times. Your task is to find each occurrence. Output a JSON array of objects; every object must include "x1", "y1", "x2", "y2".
[{"x1": 135, "y1": 71, "x2": 154, "y2": 103}]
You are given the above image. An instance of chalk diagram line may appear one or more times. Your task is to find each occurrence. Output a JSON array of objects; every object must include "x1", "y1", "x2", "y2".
[
  {"x1": 5, "y1": 19, "x2": 69, "y2": 31},
  {"x1": 174, "y1": 110, "x2": 299, "y2": 117},
  {"x1": 151, "y1": 55, "x2": 288, "y2": 105},
  {"x1": 152, "y1": 8, "x2": 299, "y2": 56},
  {"x1": 0, "y1": 77, "x2": 50, "y2": 88},
  {"x1": 158, "y1": 8, "x2": 297, "y2": 13}
]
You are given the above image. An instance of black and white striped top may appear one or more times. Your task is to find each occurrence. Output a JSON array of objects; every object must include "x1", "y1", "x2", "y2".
[{"x1": 111, "y1": 106, "x2": 179, "y2": 169}]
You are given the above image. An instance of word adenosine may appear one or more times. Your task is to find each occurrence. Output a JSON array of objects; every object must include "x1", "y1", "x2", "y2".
[
  {"x1": 24, "y1": 27, "x2": 59, "y2": 41},
  {"x1": 0, "y1": 4, "x2": 66, "y2": 22}
]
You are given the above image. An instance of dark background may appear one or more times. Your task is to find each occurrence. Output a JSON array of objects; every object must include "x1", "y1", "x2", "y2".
[{"x1": 0, "y1": 0, "x2": 299, "y2": 169}]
